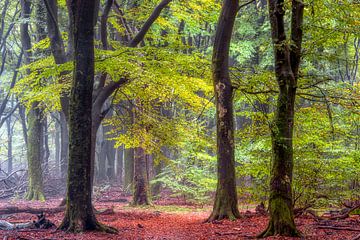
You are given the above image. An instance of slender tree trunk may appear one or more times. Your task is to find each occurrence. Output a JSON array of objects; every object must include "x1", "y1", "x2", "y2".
[
  {"x1": 258, "y1": 0, "x2": 304, "y2": 237},
  {"x1": 55, "y1": 114, "x2": 61, "y2": 177},
  {"x1": 59, "y1": 0, "x2": 116, "y2": 233},
  {"x1": 43, "y1": 116, "x2": 50, "y2": 175},
  {"x1": 60, "y1": 112, "x2": 68, "y2": 179},
  {"x1": 207, "y1": 0, "x2": 240, "y2": 222},
  {"x1": 116, "y1": 146, "x2": 124, "y2": 185},
  {"x1": 18, "y1": 105, "x2": 28, "y2": 148},
  {"x1": 124, "y1": 147, "x2": 134, "y2": 191},
  {"x1": 6, "y1": 116, "x2": 13, "y2": 174}
]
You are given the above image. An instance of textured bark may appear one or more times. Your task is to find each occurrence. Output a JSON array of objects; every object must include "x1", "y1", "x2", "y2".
[
  {"x1": 20, "y1": 0, "x2": 46, "y2": 201},
  {"x1": 59, "y1": 0, "x2": 116, "y2": 233},
  {"x1": 133, "y1": 147, "x2": 150, "y2": 205},
  {"x1": 26, "y1": 104, "x2": 45, "y2": 201},
  {"x1": 258, "y1": 0, "x2": 304, "y2": 237},
  {"x1": 124, "y1": 147, "x2": 134, "y2": 190},
  {"x1": 207, "y1": 0, "x2": 240, "y2": 222}
]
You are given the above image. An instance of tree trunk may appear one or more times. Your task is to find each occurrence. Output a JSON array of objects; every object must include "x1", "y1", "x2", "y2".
[
  {"x1": 26, "y1": 104, "x2": 45, "y2": 201},
  {"x1": 96, "y1": 126, "x2": 107, "y2": 182},
  {"x1": 43, "y1": 116, "x2": 50, "y2": 175},
  {"x1": 54, "y1": 114, "x2": 61, "y2": 177},
  {"x1": 124, "y1": 147, "x2": 134, "y2": 191},
  {"x1": 258, "y1": 0, "x2": 304, "y2": 237},
  {"x1": 207, "y1": 0, "x2": 240, "y2": 222},
  {"x1": 60, "y1": 112, "x2": 68, "y2": 180},
  {"x1": 116, "y1": 146, "x2": 124, "y2": 185},
  {"x1": 133, "y1": 147, "x2": 150, "y2": 205},
  {"x1": 59, "y1": 0, "x2": 116, "y2": 233},
  {"x1": 20, "y1": 0, "x2": 46, "y2": 201},
  {"x1": 6, "y1": 116, "x2": 13, "y2": 174}
]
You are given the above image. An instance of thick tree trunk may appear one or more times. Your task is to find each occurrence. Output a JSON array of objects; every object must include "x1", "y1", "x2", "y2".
[
  {"x1": 26, "y1": 104, "x2": 45, "y2": 201},
  {"x1": 258, "y1": 0, "x2": 304, "y2": 237},
  {"x1": 133, "y1": 147, "x2": 150, "y2": 205},
  {"x1": 207, "y1": 0, "x2": 240, "y2": 222},
  {"x1": 20, "y1": 0, "x2": 46, "y2": 201},
  {"x1": 59, "y1": 0, "x2": 116, "y2": 233}
]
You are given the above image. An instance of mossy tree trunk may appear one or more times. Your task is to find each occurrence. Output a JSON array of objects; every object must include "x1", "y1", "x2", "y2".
[
  {"x1": 20, "y1": 0, "x2": 46, "y2": 201},
  {"x1": 26, "y1": 104, "x2": 45, "y2": 201},
  {"x1": 133, "y1": 147, "x2": 150, "y2": 205},
  {"x1": 59, "y1": 0, "x2": 116, "y2": 233},
  {"x1": 207, "y1": 0, "x2": 240, "y2": 222},
  {"x1": 258, "y1": 0, "x2": 304, "y2": 237}
]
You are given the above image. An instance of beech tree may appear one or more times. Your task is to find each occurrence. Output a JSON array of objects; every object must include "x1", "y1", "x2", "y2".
[
  {"x1": 58, "y1": 0, "x2": 116, "y2": 232},
  {"x1": 207, "y1": 0, "x2": 240, "y2": 222},
  {"x1": 258, "y1": 0, "x2": 304, "y2": 237},
  {"x1": 20, "y1": 0, "x2": 46, "y2": 201}
]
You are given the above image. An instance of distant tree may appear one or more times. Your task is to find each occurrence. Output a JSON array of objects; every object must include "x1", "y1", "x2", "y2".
[{"x1": 207, "y1": 0, "x2": 240, "y2": 221}]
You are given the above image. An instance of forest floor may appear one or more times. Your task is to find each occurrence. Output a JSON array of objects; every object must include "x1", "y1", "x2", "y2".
[{"x1": 0, "y1": 189, "x2": 359, "y2": 239}]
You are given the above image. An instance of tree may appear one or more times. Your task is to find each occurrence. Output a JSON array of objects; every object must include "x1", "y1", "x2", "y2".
[
  {"x1": 258, "y1": 0, "x2": 304, "y2": 237},
  {"x1": 207, "y1": 0, "x2": 240, "y2": 222},
  {"x1": 58, "y1": 0, "x2": 116, "y2": 233},
  {"x1": 20, "y1": 0, "x2": 46, "y2": 201}
]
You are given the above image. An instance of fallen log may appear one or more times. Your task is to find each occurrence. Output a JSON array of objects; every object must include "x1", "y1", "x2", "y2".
[
  {"x1": 326, "y1": 204, "x2": 360, "y2": 220},
  {"x1": 0, "y1": 213, "x2": 55, "y2": 230},
  {"x1": 317, "y1": 226, "x2": 360, "y2": 232},
  {"x1": 0, "y1": 206, "x2": 65, "y2": 215},
  {"x1": 0, "y1": 206, "x2": 115, "y2": 215}
]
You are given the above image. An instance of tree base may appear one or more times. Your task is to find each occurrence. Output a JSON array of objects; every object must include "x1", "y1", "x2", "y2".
[
  {"x1": 25, "y1": 189, "x2": 45, "y2": 201},
  {"x1": 206, "y1": 206, "x2": 240, "y2": 222},
  {"x1": 257, "y1": 221, "x2": 300, "y2": 238},
  {"x1": 58, "y1": 217, "x2": 117, "y2": 233},
  {"x1": 257, "y1": 197, "x2": 300, "y2": 238},
  {"x1": 131, "y1": 199, "x2": 151, "y2": 206}
]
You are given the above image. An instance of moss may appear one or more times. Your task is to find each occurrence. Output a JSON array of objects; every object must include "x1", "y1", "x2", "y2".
[
  {"x1": 26, "y1": 105, "x2": 45, "y2": 201},
  {"x1": 258, "y1": 196, "x2": 300, "y2": 238}
]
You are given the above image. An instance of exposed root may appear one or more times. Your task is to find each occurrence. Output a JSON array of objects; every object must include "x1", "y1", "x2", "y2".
[
  {"x1": 58, "y1": 217, "x2": 118, "y2": 234},
  {"x1": 206, "y1": 207, "x2": 240, "y2": 222},
  {"x1": 25, "y1": 189, "x2": 45, "y2": 201}
]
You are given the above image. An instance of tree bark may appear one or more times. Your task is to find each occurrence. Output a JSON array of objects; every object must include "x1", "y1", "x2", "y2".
[
  {"x1": 133, "y1": 147, "x2": 150, "y2": 205},
  {"x1": 26, "y1": 104, "x2": 45, "y2": 201},
  {"x1": 124, "y1": 147, "x2": 134, "y2": 191},
  {"x1": 258, "y1": 0, "x2": 304, "y2": 237},
  {"x1": 207, "y1": 0, "x2": 240, "y2": 222},
  {"x1": 20, "y1": 0, "x2": 46, "y2": 201},
  {"x1": 59, "y1": 0, "x2": 116, "y2": 233}
]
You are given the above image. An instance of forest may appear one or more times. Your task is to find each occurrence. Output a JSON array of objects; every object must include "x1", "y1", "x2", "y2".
[{"x1": 0, "y1": 0, "x2": 359, "y2": 239}]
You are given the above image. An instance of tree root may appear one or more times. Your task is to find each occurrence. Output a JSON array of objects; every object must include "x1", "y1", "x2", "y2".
[
  {"x1": 206, "y1": 208, "x2": 240, "y2": 222},
  {"x1": 25, "y1": 189, "x2": 45, "y2": 201},
  {"x1": 58, "y1": 216, "x2": 117, "y2": 233}
]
